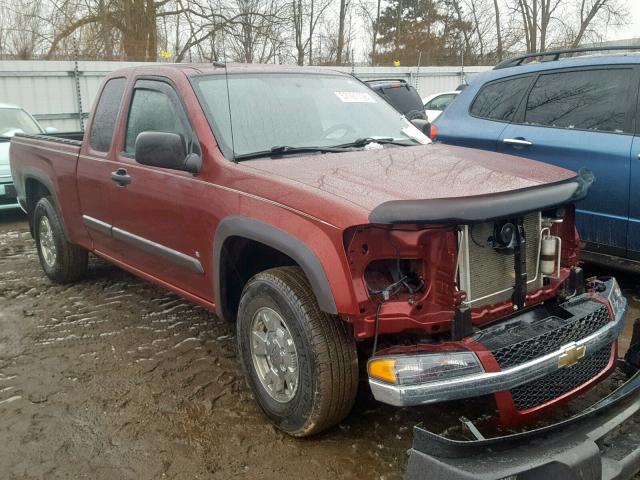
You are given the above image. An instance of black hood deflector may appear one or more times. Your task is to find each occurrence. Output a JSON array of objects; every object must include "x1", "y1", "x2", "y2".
[{"x1": 369, "y1": 169, "x2": 594, "y2": 225}]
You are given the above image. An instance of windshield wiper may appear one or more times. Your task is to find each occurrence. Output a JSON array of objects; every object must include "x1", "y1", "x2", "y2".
[
  {"x1": 233, "y1": 138, "x2": 418, "y2": 162},
  {"x1": 234, "y1": 145, "x2": 349, "y2": 162},
  {"x1": 331, "y1": 137, "x2": 419, "y2": 148}
]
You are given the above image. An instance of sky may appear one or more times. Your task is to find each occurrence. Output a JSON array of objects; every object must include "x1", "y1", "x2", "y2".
[{"x1": 605, "y1": 1, "x2": 640, "y2": 40}]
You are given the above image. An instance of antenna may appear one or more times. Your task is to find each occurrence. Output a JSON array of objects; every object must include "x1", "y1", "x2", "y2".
[{"x1": 214, "y1": 59, "x2": 236, "y2": 162}]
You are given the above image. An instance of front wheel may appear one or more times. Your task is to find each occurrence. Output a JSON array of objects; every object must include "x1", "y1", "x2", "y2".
[
  {"x1": 34, "y1": 196, "x2": 88, "y2": 283},
  {"x1": 237, "y1": 266, "x2": 358, "y2": 437}
]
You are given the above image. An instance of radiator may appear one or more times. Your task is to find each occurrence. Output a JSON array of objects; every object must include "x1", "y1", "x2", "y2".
[{"x1": 457, "y1": 212, "x2": 542, "y2": 308}]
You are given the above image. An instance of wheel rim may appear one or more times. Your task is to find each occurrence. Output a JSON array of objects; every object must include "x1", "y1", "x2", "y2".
[
  {"x1": 250, "y1": 307, "x2": 299, "y2": 403},
  {"x1": 38, "y1": 215, "x2": 57, "y2": 268}
]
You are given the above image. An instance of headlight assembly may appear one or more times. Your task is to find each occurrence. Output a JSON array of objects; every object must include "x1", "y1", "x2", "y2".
[
  {"x1": 368, "y1": 352, "x2": 484, "y2": 386},
  {"x1": 606, "y1": 277, "x2": 626, "y2": 319}
]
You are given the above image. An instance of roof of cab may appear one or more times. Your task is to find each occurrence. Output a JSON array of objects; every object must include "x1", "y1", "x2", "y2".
[{"x1": 110, "y1": 62, "x2": 351, "y2": 78}]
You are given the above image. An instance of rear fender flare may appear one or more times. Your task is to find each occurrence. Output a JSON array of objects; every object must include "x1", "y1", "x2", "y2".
[
  {"x1": 21, "y1": 168, "x2": 67, "y2": 237},
  {"x1": 213, "y1": 216, "x2": 338, "y2": 320}
]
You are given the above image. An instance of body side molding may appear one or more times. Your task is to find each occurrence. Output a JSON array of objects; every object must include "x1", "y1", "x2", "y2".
[
  {"x1": 82, "y1": 215, "x2": 111, "y2": 236},
  {"x1": 112, "y1": 227, "x2": 204, "y2": 274},
  {"x1": 82, "y1": 215, "x2": 204, "y2": 274},
  {"x1": 213, "y1": 216, "x2": 338, "y2": 320}
]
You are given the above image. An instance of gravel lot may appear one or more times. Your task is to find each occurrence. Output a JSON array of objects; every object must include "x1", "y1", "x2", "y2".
[{"x1": 1, "y1": 210, "x2": 638, "y2": 479}]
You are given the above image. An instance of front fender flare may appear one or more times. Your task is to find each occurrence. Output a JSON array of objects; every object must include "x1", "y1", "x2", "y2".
[{"x1": 213, "y1": 216, "x2": 338, "y2": 320}]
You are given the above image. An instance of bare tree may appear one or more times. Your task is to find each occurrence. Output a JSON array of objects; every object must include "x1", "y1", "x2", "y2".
[
  {"x1": 0, "y1": 0, "x2": 632, "y2": 64},
  {"x1": 292, "y1": 0, "x2": 331, "y2": 65},
  {"x1": 570, "y1": 0, "x2": 627, "y2": 47},
  {"x1": 511, "y1": 0, "x2": 562, "y2": 52},
  {"x1": 225, "y1": 0, "x2": 285, "y2": 63},
  {"x1": 336, "y1": 0, "x2": 347, "y2": 64},
  {"x1": 372, "y1": 0, "x2": 381, "y2": 64},
  {"x1": 2, "y1": 0, "x2": 49, "y2": 59},
  {"x1": 46, "y1": 0, "x2": 161, "y2": 60},
  {"x1": 493, "y1": 0, "x2": 502, "y2": 60}
]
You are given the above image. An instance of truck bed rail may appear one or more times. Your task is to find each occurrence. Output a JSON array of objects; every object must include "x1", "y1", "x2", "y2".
[{"x1": 14, "y1": 132, "x2": 83, "y2": 146}]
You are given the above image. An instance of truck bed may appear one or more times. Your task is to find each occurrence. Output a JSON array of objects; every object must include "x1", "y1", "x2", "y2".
[{"x1": 10, "y1": 131, "x2": 87, "y2": 245}]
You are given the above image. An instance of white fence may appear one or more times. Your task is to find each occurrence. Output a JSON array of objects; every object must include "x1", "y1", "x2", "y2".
[{"x1": 0, "y1": 61, "x2": 492, "y2": 131}]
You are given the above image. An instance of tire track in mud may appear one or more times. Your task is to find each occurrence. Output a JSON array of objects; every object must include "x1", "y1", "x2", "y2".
[{"x1": 0, "y1": 219, "x2": 409, "y2": 479}]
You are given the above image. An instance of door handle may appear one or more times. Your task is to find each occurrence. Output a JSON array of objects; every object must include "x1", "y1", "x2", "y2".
[
  {"x1": 503, "y1": 138, "x2": 533, "y2": 147},
  {"x1": 111, "y1": 168, "x2": 131, "y2": 187}
]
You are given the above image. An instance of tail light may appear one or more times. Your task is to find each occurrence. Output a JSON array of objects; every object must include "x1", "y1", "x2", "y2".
[{"x1": 429, "y1": 123, "x2": 438, "y2": 141}]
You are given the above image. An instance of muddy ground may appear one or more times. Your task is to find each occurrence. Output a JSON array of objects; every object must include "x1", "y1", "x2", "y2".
[{"x1": 1, "y1": 210, "x2": 639, "y2": 480}]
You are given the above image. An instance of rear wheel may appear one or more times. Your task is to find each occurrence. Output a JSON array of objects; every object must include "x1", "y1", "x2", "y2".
[
  {"x1": 237, "y1": 266, "x2": 358, "y2": 437},
  {"x1": 34, "y1": 196, "x2": 88, "y2": 283}
]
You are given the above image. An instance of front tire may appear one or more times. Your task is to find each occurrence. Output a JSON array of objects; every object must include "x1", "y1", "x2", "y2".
[
  {"x1": 34, "y1": 196, "x2": 88, "y2": 283},
  {"x1": 237, "y1": 266, "x2": 358, "y2": 437}
]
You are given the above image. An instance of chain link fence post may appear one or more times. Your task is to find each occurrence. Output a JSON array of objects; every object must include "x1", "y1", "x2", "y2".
[{"x1": 72, "y1": 40, "x2": 84, "y2": 132}]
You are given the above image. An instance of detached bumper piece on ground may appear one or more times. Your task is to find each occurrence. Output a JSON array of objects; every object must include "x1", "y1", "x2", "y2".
[{"x1": 406, "y1": 321, "x2": 640, "y2": 480}]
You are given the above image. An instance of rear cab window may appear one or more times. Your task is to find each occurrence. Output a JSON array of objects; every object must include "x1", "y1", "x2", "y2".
[{"x1": 89, "y1": 77, "x2": 127, "y2": 152}]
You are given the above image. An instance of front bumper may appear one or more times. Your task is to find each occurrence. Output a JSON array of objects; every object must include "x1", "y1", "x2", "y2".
[
  {"x1": 406, "y1": 361, "x2": 640, "y2": 480},
  {"x1": 370, "y1": 279, "x2": 627, "y2": 408}
]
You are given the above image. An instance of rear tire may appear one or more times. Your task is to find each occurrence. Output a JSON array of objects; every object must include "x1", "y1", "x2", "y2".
[
  {"x1": 237, "y1": 266, "x2": 358, "y2": 437},
  {"x1": 34, "y1": 196, "x2": 88, "y2": 283}
]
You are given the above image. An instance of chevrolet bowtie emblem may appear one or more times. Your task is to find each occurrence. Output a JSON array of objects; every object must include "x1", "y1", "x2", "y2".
[{"x1": 558, "y1": 343, "x2": 586, "y2": 368}]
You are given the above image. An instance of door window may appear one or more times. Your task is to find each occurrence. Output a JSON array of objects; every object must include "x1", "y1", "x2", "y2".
[
  {"x1": 524, "y1": 69, "x2": 632, "y2": 133},
  {"x1": 124, "y1": 88, "x2": 188, "y2": 154},
  {"x1": 90, "y1": 77, "x2": 126, "y2": 152},
  {"x1": 470, "y1": 76, "x2": 532, "y2": 122}
]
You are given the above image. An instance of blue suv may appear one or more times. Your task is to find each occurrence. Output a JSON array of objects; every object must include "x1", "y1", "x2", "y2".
[{"x1": 433, "y1": 47, "x2": 640, "y2": 266}]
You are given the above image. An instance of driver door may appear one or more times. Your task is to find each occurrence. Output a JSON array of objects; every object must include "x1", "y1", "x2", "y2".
[{"x1": 106, "y1": 78, "x2": 211, "y2": 300}]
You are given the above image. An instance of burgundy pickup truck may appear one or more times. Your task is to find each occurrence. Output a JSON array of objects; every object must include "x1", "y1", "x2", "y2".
[{"x1": 9, "y1": 64, "x2": 640, "y2": 479}]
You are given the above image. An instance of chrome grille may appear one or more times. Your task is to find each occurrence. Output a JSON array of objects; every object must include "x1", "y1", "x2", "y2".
[
  {"x1": 510, "y1": 344, "x2": 612, "y2": 410},
  {"x1": 492, "y1": 305, "x2": 610, "y2": 369},
  {"x1": 458, "y1": 212, "x2": 542, "y2": 307}
]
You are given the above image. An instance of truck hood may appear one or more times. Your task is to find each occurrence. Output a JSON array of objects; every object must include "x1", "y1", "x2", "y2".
[
  {"x1": 0, "y1": 141, "x2": 10, "y2": 178},
  {"x1": 244, "y1": 144, "x2": 580, "y2": 224}
]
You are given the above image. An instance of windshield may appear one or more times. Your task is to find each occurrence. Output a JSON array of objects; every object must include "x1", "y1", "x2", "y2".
[
  {"x1": 192, "y1": 73, "x2": 429, "y2": 159},
  {"x1": 0, "y1": 108, "x2": 42, "y2": 137}
]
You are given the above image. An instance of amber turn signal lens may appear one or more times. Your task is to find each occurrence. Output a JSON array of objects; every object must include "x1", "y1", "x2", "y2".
[{"x1": 368, "y1": 359, "x2": 397, "y2": 384}]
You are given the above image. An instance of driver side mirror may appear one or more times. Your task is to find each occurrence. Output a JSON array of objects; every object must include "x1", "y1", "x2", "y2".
[
  {"x1": 134, "y1": 131, "x2": 201, "y2": 174},
  {"x1": 410, "y1": 118, "x2": 431, "y2": 136}
]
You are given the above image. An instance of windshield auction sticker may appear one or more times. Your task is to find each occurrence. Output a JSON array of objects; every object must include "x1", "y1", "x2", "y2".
[{"x1": 334, "y1": 91, "x2": 377, "y2": 103}]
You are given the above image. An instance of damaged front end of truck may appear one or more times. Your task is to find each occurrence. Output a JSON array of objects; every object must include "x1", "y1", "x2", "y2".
[{"x1": 343, "y1": 169, "x2": 640, "y2": 479}]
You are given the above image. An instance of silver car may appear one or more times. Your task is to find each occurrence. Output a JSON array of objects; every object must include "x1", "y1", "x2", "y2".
[{"x1": 0, "y1": 103, "x2": 51, "y2": 210}]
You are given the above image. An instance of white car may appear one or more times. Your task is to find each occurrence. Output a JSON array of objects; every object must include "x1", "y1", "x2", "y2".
[
  {"x1": 0, "y1": 103, "x2": 54, "y2": 210},
  {"x1": 422, "y1": 91, "x2": 459, "y2": 122}
]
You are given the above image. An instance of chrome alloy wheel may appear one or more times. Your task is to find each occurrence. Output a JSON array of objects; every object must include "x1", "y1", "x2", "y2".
[
  {"x1": 250, "y1": 307, "x2": 299, "y2": 403},
  {"x1": 38, "y1": 215, "x2": 57, "y2": 268}
]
